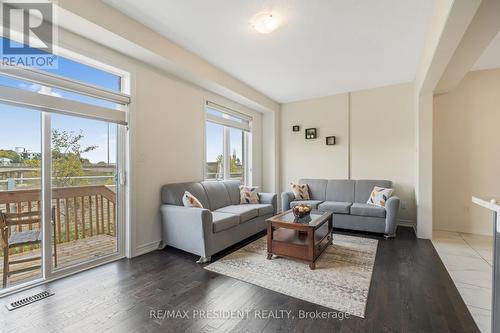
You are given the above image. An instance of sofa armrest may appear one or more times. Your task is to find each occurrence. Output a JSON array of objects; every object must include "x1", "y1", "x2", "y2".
[
  {"x1": 281, "y1": 191, "x2": 295, "y2": 212},
  {"x1": 259, "y1": 192, "x2": 277, "y2": 214},
  {"x1": 160, "y1": 204, "x2": 212, "y2": 256},
  {"x1": 385, "y1": 196, "x2": 400, "y2": 235}
]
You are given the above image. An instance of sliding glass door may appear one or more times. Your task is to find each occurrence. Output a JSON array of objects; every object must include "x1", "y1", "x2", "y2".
[
  {"x1": 0, "y1": 105, "x2": 42, "y2": 290},
  {"x1": 0, "y1": 39, "x2": 129, "y2": 293},
  {"x1": 50, "y1": 114, "x2": 119, "y2": 270},
  {"x1": 0, "y1": 109, "x2": 126, "y2": 292}
]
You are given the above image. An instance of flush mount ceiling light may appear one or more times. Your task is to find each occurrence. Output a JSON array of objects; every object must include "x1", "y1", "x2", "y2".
[{"x1": 251, "y1": 12, "x2": 280, "y2": 34}]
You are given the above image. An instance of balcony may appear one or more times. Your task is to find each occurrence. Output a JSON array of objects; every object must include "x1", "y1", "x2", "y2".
[
  {"x1": 0, "y1": 184, "x2": 117, "y2": 288},
  {"x1": 205, "y1": 161, "x2": 244, "y2": 181}
]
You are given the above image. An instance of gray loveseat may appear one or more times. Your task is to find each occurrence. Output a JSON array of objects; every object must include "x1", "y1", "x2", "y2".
[
  {"x1": 160, "y1": 180, "x2": 277, "y2": 263},
  {"x1": 282, "y1": 179, "x2": 400, "y2": 238}
]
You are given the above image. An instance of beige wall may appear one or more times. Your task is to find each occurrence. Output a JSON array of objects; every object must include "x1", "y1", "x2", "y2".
[
  {"x1": 413, "y1": 0, "x2": 481, "y2": 239},
  {"x1": 280, "y1": 82, "x2": 416, "y2": 223},
  {"x1": 262, "y1": 111, "x2": 280, "y2": 193},
  {"x1": 280, "y1": 94, "x2": 350, "y2": 184},
  {"x1": 434, "y1": 69, "x2": 500, "y2": 235},
  {"x1": 350, "y1": 83, "x2": 416, "y2": 222}
]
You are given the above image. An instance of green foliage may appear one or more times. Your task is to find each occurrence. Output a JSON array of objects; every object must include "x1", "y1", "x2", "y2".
[
  {"x1": 230, "y1": 149, "x2": 242, "y2": 173},
  {"x1": 0, "y1": 149, "x2": 22, "y2": 163},
  {"x1": 51, "y1": 129, "x2": 97, "y2": 187},
  {"x1": 53, "y1": 154, "x2": 85, "y2": 186},
  {"x1": 52, "y1": 129, "x2": 97, "y2": 158},
  {"x1": 215, "y1": 150, "x2": 243, "y2": 175},
  {"x1": 12, "y1": 130, "x2": 98, "y2": 187}
]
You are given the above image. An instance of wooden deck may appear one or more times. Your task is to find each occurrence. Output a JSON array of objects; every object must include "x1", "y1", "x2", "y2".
[{"x1": 0, "y1": 234, "x2": 116, "y2": 288}]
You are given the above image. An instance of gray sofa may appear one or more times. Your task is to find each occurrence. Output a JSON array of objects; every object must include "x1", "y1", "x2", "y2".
[
  {"x1": 282, "y1": 179, "x2": 400, "y2": 237},
  {"x1": 160, "y1": 180, "x2": 277, "y2": 263}
]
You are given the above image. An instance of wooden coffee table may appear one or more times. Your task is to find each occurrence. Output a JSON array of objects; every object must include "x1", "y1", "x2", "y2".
[{"x1": 266, "y1": 209, "x2": 333, "y2": 270}]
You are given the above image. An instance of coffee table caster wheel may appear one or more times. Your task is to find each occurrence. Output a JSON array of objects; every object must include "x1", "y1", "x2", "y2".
[
  {"x1": 267, "y1": 253, "x2": 272, "y2": 260},
  {"x1": 309, "y1": 262, "x2": 316, "y2": 270},
  {"x1": 327, "y1": 234, "x2": 333, "y2": 245}
]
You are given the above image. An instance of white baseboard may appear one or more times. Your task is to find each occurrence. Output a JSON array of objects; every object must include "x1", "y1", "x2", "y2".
[
  {"x1": 134, "y1": 240, "x2": 162, "y2": 257},
  {"x1": 398, "y1": 219, "x2": 417, "y2": 234},
  {"x1": 398, "y1": 219, "x2": 415, "y2": 226}
]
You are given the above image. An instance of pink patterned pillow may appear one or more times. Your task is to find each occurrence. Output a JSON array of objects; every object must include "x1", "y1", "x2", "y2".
[
  {"x1": 367, "y1": 186, "x2": 394, "y2": 207},
  {"x1": 182, "y1": 191, "x2": 203, "y2": 208},
  {"x1": 239, "y1": 185, "x2": 260, "y2": 204},
  {"x1": 290, "y1": 182, "x2": 310, "y2": 200}
]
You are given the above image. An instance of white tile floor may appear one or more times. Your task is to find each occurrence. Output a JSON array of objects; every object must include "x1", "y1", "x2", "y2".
[{"x1": 432, "y1": 230, "x2": 493, "y2": 333}]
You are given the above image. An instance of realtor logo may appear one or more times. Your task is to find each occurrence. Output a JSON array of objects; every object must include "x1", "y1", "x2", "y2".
[{"x1": 1, "y1": 0, "x2": 58, "y2": 68}]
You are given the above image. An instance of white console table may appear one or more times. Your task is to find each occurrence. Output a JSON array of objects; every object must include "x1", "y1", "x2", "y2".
[{"x1": 472, "y1": 196, "x2": 500, "y2": 332}]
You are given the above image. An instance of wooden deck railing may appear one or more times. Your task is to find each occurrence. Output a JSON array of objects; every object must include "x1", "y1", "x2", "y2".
[{"x1": 0, "y1": 185, "x2": 116, "y2": 254}]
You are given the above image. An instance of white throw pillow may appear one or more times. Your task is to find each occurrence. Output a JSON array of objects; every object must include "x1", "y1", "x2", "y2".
[
  {"x1": 367, "y1": 186, "x2": 394, "y2": 207},
  {"x1": 182, "y1": 191, "x2": 203, "y2": 208},
  {"x1": 290, "y1": 182, "x2": 310, "y2": 200},
  {"x1": 239, "y1": 185, "x2": 260, "y2": 204}
]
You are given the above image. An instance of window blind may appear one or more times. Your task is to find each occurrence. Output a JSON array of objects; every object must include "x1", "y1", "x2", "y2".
[
  {"x1": 0, "y1": 63, "x2": 129, "y2": 125},
  {"x1": 205, "y1": 101, "x2": 251, "y2": 131}
]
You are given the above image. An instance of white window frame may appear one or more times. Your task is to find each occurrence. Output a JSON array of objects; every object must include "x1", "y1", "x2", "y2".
[{"x1": 204, "y1": 101, "x2": 252, "y2": 184}]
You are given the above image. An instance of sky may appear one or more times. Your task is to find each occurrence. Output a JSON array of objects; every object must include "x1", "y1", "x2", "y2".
[
  {"x1": 206, "y1": 120, "x2": 244, "y2": 163},
  {"x1": 206, "y1": 121, "x2": 223, "y2": 162},
  {"x1": 0, "y1": 40, "x2": 120, "y2": 164}
]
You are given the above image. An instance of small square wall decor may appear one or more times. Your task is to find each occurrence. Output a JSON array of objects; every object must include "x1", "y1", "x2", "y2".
[
  {"x1": 292, "y1": 125, "x2": 300, "y2": 132},
  {"x1": 305, "y1": 128, "x2": 317, "y2": 140},
  {"x1": 326, "y1": 136, "x2": 336, "y2": 145}
]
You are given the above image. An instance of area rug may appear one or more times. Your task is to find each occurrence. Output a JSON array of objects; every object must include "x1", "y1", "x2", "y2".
[{"x1": 204, "y1": 234, "x2": 378, "y2": 318}]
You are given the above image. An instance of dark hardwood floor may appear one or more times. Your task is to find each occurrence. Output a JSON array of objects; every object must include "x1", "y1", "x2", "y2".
[{"x1": 0, "y1": 226, "x2": 479, "y2": 333}]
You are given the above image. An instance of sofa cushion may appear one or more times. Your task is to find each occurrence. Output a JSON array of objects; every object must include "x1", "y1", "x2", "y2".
[
  {"x1": 350, "y1": 203, "x2": 386, "y2": 218},
  {"x1": 289, "y1": 200, "x2": 323, "y2": 209},
  {"x1": 299, "y1": 179, "x2": 327, "y2": 201},
  {"x1": 212, "y1": 212, "x2": 239, "y2": 233},
  {"x1": 222, "y1": 180, "x2": 241, "y2": 205},
  {"x1": 318, "y1": 201, "x2": 352, "y2": 214},
  {"x1": 215, "y1": 205, "x2": 259, "y2": 223},
  {"x1": 239, "y1": 203, "x2": 273, "y2": 216},
  {"x1": 354, "y1": 180, "x2": 392, "y2": 203},
  {"x1": 161, "y1": 182, "x2": 209, "y2": 208},
  {"x1": 325, "y1": 180, "x2": 355, "y2": 202},
  {"x1": 201, "y1": 181, "x2": 232, "y2": 210}
]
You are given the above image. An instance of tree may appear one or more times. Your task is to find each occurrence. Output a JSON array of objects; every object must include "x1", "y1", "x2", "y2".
[
  {"x1": 231, "y1": 149, "x2": 242, "y2": 171},
  {"x1": 216, "y1": 151, "x2": 243, "y2": 176},
  {"x1": 51, "y1": 129, "x2": 97, "y2": 186},
  {"x1": 0, "y1": 149, "x2": 22, "y2": 163},
  {"x1": 24, "y1": 130, "x2": 97, "y2": 186}
]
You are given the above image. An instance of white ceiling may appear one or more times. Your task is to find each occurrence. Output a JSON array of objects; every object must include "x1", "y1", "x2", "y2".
[
  {"x1": 472, "y1": 31, "x2": 500, "y2": 71},
  {"x1": 104, "y1": 0, "x2": 434, "y2": 103}
]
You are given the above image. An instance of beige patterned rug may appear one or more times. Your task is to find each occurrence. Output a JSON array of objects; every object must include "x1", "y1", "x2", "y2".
[{"x1": 204, "y1": 234, "x2": 378, "y2": 318}]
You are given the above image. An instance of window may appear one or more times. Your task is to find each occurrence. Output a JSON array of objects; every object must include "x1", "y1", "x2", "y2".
[
  {"x1": 205, "y1": 121, "x2": 224, "y2": 180},
  {"x1": 205, "y1": 102, "x2": 251, "y2": 183},
  {"x1": 229, "y1": 127, "x2": 244, "y2": 180}
]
